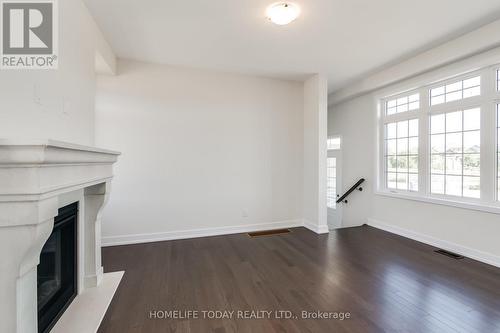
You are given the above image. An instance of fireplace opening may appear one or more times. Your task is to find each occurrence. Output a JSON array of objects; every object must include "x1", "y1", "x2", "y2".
[{"x1": 37, "y1": 202, "x2": 78, "y2": 333}]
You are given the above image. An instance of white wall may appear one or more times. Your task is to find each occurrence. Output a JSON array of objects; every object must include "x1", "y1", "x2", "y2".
[
  {"x1": 330, "y1": 18, "x2": 500, "y2": 105},
  {"x1": 303, "y1": 74, "x2": 329, "y2": 233},
  {"x1": 0, "y1": 0, "x2": 114, "y2": 145},
  {"x1": 329, "y1": 53, "x2": 500, "y2": 267},
  {"x1": 96, "y1": 60, "x2": 305, "y2": 245}
]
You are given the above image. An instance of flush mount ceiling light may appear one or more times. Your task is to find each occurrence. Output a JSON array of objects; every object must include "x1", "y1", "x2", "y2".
[{"x1": 266, "y1": 2, "x2": 300, "y2": 25}]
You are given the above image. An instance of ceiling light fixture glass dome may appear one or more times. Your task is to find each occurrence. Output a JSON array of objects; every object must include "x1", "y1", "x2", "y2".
[{"x1": 266, "y1": 2, "x2": 300, "y2": 25}]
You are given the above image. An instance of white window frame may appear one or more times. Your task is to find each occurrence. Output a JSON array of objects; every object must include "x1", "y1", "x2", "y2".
[
  {"x1": 327, "y1": 135, "x2": 342, "y2": 210},
  {"x1": 380, "y1": 91, "x2": 422, "y2": 195},
  {"x1": 429, "y1": 74, "x2": 481, "y2": 106},
  {"x1": 496, "y1": 103, "x2": 500, "y2": 201},
  {"x1": 383, "y1": 116, "x2": 420, "y2": 192},
  {"x1": 327, "y1": 135, "x2": 341, "y2": 150},
  {"x1": 327, "y1": 156, "x2": 337, "y2": 209},
  {"x1": 377, "y1": 67, "x2": 500, "y2": 214},
  {"x1": 497, "y1": 69, "x2": 500, "y2": 92}
]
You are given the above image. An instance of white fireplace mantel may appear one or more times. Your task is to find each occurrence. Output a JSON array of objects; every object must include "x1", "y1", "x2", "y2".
[{"x1": 0, "y1": 139, "x2": 120, "y2": 333}]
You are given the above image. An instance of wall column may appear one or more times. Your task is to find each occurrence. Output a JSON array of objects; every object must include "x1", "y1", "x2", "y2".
[{"x1": 303, "y1": 74, "x2": 329, "y2": 234}]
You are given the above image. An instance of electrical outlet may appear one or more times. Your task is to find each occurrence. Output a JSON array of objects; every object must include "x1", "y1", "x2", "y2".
[{"x1": 242, "y1": 209, "x2": 248, "y2": 218}]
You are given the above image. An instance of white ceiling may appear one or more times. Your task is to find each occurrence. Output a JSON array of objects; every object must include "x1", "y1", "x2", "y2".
[{"x1": 83, "y1": 0, "x2": 500, "y2": 93}]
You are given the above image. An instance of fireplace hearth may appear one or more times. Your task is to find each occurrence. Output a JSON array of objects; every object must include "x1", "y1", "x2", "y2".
[{"x1": 38, "y1": 202, "x2": 78, "y2": 333}]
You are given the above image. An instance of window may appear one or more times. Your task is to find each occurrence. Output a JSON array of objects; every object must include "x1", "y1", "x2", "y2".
[
  {"x1": 327, "y1": 135, "x2": 341, "y2": 209},
  {"x1": 497, "y1": 70, "x2": 500, "y2": 91},
  {"x1": 327, "y1": 157, "x2": 337, "y2": 209},
  {"x1": 327, "y1": 136, "x2": 341, "y2": 150},
  {"x1": 430, "y1": 76, "x2": 480, "y2": 106},
  {"x1": 379, "y1": 67, "x2": 500, "y2": 213},
  {"x1": 430, "y1": 108, "x2": 480, "y2": 198},
  {"x1": 497, "y1": 104, "x2": 500, "y2": 200},
  {"x1": 385, "y1": 119, "x2": 419, "y2": 191},
  {"x1": 386, "y1": 93, "x2": 419, "y2": 115}
]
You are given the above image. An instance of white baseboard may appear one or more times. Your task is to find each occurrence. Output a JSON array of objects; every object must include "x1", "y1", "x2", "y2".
[
  {"x1": 367, "y1": 218, "x2": 500, "y2": 269},
  {"x1": 102, "y1": 219, "x2": 303, "y2": 247},
  {"x1": 303, "y1": 219, "x2": 330, "y2": 234}
]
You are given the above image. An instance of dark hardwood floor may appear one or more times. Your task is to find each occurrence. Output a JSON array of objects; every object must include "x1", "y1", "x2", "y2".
[{"x1": 98, "y1": 226, "x2": 500, "y2": 333}]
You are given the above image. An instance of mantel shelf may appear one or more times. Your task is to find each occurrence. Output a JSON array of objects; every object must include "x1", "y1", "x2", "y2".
[{"x1": 0, "y1": 139, "x2": 120, "y2": 200}]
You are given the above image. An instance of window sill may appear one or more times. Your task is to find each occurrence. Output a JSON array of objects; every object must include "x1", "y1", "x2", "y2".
[{"x1": 375, "y1": 190, "x2": 500, "y2": 215}]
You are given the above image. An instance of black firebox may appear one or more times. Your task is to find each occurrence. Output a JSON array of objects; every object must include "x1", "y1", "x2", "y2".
[{"x1": 37, "y1": 202, "x2": 78, "y2": 333}]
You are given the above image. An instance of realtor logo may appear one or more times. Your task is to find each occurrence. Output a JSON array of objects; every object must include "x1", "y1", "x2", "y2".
[{"x1": 1, "y1": 0, "x2": 58, "y2": 69}]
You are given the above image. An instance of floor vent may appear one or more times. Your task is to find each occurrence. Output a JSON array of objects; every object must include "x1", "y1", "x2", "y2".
[
  {"x1": 435, "y1": 249, "x2": 464, "y2": 260},
  {"x1": 248, "y1": 229, "x2": 291, "y2": 238}
]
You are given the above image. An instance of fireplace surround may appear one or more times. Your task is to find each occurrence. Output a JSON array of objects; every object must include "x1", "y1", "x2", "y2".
[{"x1": 0, "y1": 140, "x2": 120, "y2": 333}]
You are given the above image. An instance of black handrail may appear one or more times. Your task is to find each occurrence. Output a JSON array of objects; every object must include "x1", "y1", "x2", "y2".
[{"x1": 336, "y1": 178, "x2": 365, "y2": 203}]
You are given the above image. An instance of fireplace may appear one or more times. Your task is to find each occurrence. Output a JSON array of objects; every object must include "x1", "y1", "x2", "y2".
[
  {"x1": 37, "y1": 203, "x2": 78, "y2": 333},
  {"x1": 0, "y1": 140, "x2": 119, "y2": 332}
]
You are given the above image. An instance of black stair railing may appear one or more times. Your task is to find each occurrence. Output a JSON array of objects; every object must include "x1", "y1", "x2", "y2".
[{"x1": 336, "y1": 178, "x2": 365, "y2": 204}]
